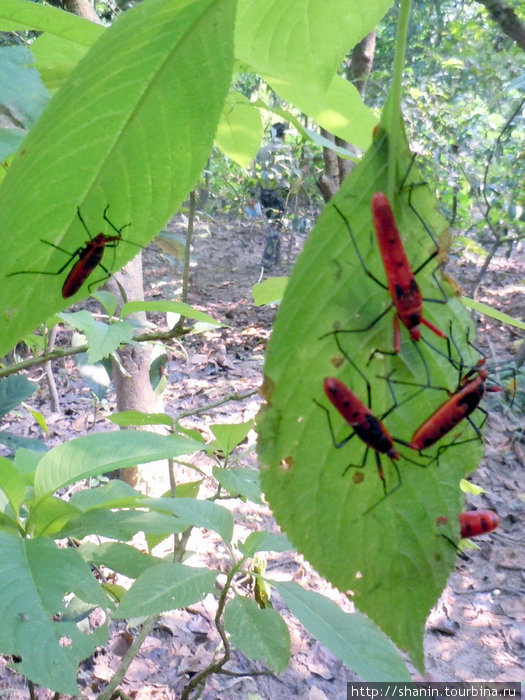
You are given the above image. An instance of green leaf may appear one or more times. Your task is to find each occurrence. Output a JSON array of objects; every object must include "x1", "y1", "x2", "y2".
[
  {"x1": 257, "y1": 124, "x2": 483, "y2": 669},
  {"x1": 93, "y1": 290, "x2": 118, "y2": 318},
  {"x1": 55, "y1": 508, "x2": 189, "y2": 541},
  {"x1": 224, "y1": 596, "x2": 290, "y2": 672},
  {"x1": 252, "y1": 276, "x2": 288, "y2": 306},
  {"x1": 0, "y1": 375, "x2": 37, "y2": 418},
  {"x1": 74, "y1": 353, "x2": 111, "y2": 400},
  {"x1": 114, "y1": 562, "x2": 217, "y2": 619},
  {"x1": 68, "y1": 479, "x2": 146, "y2": 511},
  {"x1": 459, "y1": 479, "x2": 486, "y2": 496},
  {"x1": 213, "y1": 466, "x2": 262, "y2": 503},
  {"x1": 462, "y1": 297, "x2": 525, "y2": 330},
  {"x1": 78, "y1": 541, "x2": 162, "y2": 579},
  {"x1": 144, "y1": 497, "x2": 234, "y2": 543},
  {"x1": 166, "y1": 480, "x2": 202, "y2": 499},
  {"x1": 240, "y1": 531, "x2": 294, "y2": 559},
  {"x1": 0, "y1": 46, "x2": 50, "y2": 159},
  {"x1": 273, "y1": 581, "x2": 410, "y2": 681},
  {"x1": 209, "y1": 420, "x2": 254, "y2": 455},
  {"x1": 0, "y1": 0, "x2": 235, "y2": 357},
  {"x1": 0, "y1": 432, "x2": 46, "y2": 453},
  {"x1": 34, "y1": 431, "x2": 202, "y2": 499},
  {"x1": 235, "y1": 0, "x2": 390, "y2": 95},
  {"x1": 267, "y1": 73, "x2": 376, "y2": 150},
  {"x1": 0, "y1": 0, "x2": 103, "y2": 43},
  {"x1": 0, "y1": 533, "x2": 108, "y2": 695},
  {"x1": 215, "y1": 91, "x2": 263, "y2": 167},
  {"x1": 28, "y1": 495, "x2": 83, "y2": 537},
  {"x1": 109, "y1": 410, "x2": 174, "y2": 428},
  {"x1": 0, "y1": 456, "x2": 26, "y2": 516},
  {"x1": 59, "y1": 311, "x2": 134, "y2": 363},
  {"x1": 121, "y1": 300, "x2": 223, "y2": 327},
  {"x1": 21, "y1": 403, "x2": 48, "y2": 433},
  {"x1": 12, "y1": 447, "x2": 42, "y2": 485}
]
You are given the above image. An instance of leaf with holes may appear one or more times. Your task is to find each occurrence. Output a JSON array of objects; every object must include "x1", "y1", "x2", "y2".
[{"x1": 257, "y1": 119, "x2": 484, "y2": 670}]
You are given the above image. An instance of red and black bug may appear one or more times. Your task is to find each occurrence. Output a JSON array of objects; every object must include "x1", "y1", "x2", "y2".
[
  {"x1": 324, "y1": 192, "x2": 447, "y2": 354},
  {"x1": 8, "y1": 205, "x2": 132, "y2": 298},
  {"x1": 315, "y1": 335, "x2": 430, "y2": 514},
  {"x1": 408, "y1": 360, "x2": 501, "y2": 451},
  {"x1": 458, "y1": 510, "x2": 500, "y2": 539},
  {"x1": 437, "y1": 510, "x2": 499, "y2": 558}
]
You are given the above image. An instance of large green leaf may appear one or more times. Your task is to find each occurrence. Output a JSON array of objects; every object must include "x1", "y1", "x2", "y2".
[
  {"x1": 78, "y1": 541, "x2": 162, "y2": 579},
  {"x1": 144, "y1": 496, "x2": 234, "y2": 543},
  {"x1": 235, "y1": 0, "x2": 389, "y2": 148},
  {"x1": 0, "y1": 374, "x2": 37, "y2": 418},
  {"x1": 0, "y1": 455, "x2": 25, "y2": 516},
  {"x1": 0, "y1": 533, "x2": 108, "y2": 695},
  {"x1": 257, "y1": 124, "x2": 483, "y2": 669},
  {"x1": 224, "y1": 596, "x2": 290, "y2": 672},
  {"x1": 33, "y1": 431, "x2": 202, "y2": 499},
  {"x1": 59, "y1": 311, "x2": 134, "y2": 363},
  {"x1": 0, "y1": 46, "x2": 50, "y2": 159},
  {"x1": 235, "y1": 0, "x2": 390, "y2": 95},
  {"x1": 266, "y1": 73, "x2": 376, "y2": 150},
  {"x1": 54, "y1": 508, "x2": 189, "y2": 541},
  {"x1": 0, "y1": 0, "x2": 235, "y2": 357},
  {"x1": 216, "y1": 91, "x2": 263, "y2": 167},
  {"x1": 273, "y1": 581, "x2": 410, "y2": 681},
  {"x1": 114, "y1": 562, "x2": 217, "y2": 618}
]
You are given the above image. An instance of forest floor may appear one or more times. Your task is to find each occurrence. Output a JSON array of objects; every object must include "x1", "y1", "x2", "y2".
[{"x1": 1, "y1": 211, "x2": 524, "y2": 699}]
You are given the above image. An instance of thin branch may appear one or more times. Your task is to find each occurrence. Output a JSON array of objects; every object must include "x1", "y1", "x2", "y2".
[
  {"x1": 0, "y1": 326, "x2": 189, "y2": 379},
  {"x1": 174, "y1": 389, "x2": 259, "y2": 423},
  {"x1": 180, "y1": 567, "x2": 238, "y2": 700},
  {"x1": 175, "y1": 190, "x2": 196, "y2": 335}
]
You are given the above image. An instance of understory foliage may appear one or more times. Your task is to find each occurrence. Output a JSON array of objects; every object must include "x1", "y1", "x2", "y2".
[{"x1": 0, "y1": 0, "x2": 522, "y2": 695}]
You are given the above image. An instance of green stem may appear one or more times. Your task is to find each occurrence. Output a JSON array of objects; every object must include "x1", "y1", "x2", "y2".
[
  {"x1": 97, "y1": 616, "x2": 157, "y2": 700},
  {"x1": 386, "y1": 0, "x2": 412, "y2": 199}
]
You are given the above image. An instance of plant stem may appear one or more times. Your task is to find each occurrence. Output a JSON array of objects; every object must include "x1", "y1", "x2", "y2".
[
  {"x1": 97, "y1": 616, "x2": 157, "y2": 700},
  {"x1": 180, "y1": 566, "x2": 239, "y2": 700},
  {"x1": 386, "y1": 0, "x2": 412, "y2": 199},
  {"x1": 175, "y1": 190, "x2": 196, "y2": 334}
]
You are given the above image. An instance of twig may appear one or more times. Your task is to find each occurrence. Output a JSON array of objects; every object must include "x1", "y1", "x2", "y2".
[
  {"x1": 0, "y1": 326, "x2": 192, "y2": 379},
  {"x1": 43, "y1": 325, "x2": 60, "y2": 411},
  {"x1": 174, "y1": 190, "x2": 196, "y2": 335},
  {"x1": 174, "y1": 389, "x2": 259, "y2": 423},
  {"x1": 216, "y1": 668, "x2": 277, "y2": 679},
  {"x1": 180, "y1": 567, "x2": 237, "y2": 700}
]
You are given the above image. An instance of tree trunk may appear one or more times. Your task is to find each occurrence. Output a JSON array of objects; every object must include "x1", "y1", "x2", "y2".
[
  {"x1": 475, "y1": 0, "x2": 525, "y2": 51},
  {"x1": 318, "y1": 31, "x2": 377, "y2": 200},
  {"x1": 106, "y1": 254, "x2": 166, "y2": 493}
]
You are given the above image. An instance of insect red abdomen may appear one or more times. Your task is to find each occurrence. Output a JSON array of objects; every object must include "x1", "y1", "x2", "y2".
[
  {"x1": 459, "y1": 510, "x2": 500, "y2": 538},
  {"x1": 410, "y1": 374, "x2": 486, "y2": 450},
  {"x1": 61, "y1": 234, "x2": 119, "y2": 298},
  {"x1": 323, "y1": 377, "x2": 398, "y2": 458},
  {"x1": 371, "y1": 193, "x2": 423, "y2": 335}
]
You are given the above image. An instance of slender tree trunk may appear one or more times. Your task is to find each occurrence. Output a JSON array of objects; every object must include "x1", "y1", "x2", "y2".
[
  {"x1": 318, "y1": 31, "x2": 376, "y2": 200},
  {"x1": 106, "y1": 255, "x2": 166, "y2": 492},
  {"x1": 475, "y1": 0, "x2": 525, "y2": 51}
]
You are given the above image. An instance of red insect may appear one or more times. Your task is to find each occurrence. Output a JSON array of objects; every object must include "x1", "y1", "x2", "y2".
[
  {"x1": 8, "y1": 206, "x2": 131, "y2": 298},
  {"x1": 328, "y1": 193, "x2": 447, "y2": 353},
  {"x1": 407, "y1": 360, "x2": 501, "y2": 452},
  {"x1": 372, "y1": 193, "x2": 446, "y2": 350},
  {"x1": 316, "y1": 355, "x2": 430, "y2": 514},
  {"x1": 318, "y1": 377, "x2": 400, "y2": 498},
  {"x1": 458, "y1": 510, "x2": 500, "y2": 538}
]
